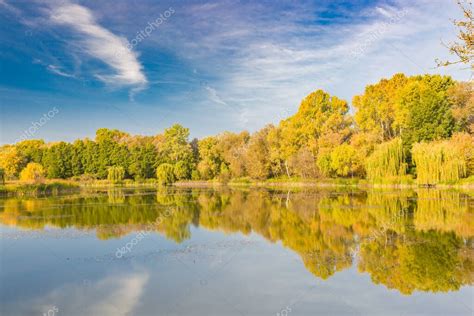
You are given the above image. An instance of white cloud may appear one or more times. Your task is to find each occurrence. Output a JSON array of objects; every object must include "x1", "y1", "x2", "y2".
[
  {"x1": 4, "y1": 272, "x2": 149, "y2": 315},
  {"x1": 153, "y1": 0, "x2": 470, "y2": 130},
  {"x1": 49, "y1": 1, "x2": 147, "y2": 87},
  {"x1": 205, "y1": 85, "x2": 227, "y2": 106},
  {"x1": 47, "y1": 64, "x2": 75, "y2": 78}
]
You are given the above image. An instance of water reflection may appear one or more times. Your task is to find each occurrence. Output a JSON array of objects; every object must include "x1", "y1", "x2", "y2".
[{"x1": 0, "y1": 187, "x2": 472, "y2": 295}]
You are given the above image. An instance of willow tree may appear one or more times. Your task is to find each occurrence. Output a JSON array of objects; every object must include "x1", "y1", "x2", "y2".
[
  {"x1": 412, "y1": 140, "x2": 467, "y2": 185},
  {"x1": 156, "y1": 163, "x2": 176, "y2": 185},
  {"x1": 107, "y1": 166, "x2": 125, "y2": 184},
  {"x1": 366, "y1": 138, "x2": 406, "y2": 181}
]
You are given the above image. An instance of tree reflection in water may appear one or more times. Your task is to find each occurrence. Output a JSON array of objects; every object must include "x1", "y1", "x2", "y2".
[{"x1": 0, "y1": 187, "x2": 472, "y2": 295}]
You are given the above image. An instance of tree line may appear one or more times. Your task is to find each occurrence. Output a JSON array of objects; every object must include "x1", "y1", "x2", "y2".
[{"x1": 1, "y1": 73, "x2": 473, "y2": 185}]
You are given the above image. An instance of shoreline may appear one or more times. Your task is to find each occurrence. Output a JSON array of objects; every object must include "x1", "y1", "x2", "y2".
[
  {"x1": 174, "y1": 179, "x2": 474, "y2": 190},
  {"x1": 1, "y1": 178, "x2": 473, "y2": 197}
]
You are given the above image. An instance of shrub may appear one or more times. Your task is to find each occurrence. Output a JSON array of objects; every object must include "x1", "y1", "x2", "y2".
[
  {"x1": 156, "y1": 163, "x2": 176, "y2": 185},
  {"x1": 19, "y1": 163, "x2": 45, "y2": 182}
]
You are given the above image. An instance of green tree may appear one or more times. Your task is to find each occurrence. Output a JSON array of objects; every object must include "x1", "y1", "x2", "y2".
[
  {"x1": 71, "y1": 140, "x2": 85, "y2": 176},
  {"x1": 400, "y1": 76, "x2": 455, "y2": 146},
  {"x1": 16, "y1": 140, "x2": 45, "y2": 167},
  {"x1": 128, "y1": 143, "x2": 157, "y2": 180},
  {"x1": 174, "y1": 161, "x2": 190, "y2": 180},
  {"x1": 197, "y1": 137, "x2": 222, "y2": 179},
  {"x1": 95, "y1": 129, "x2": 130, "y2": 179},
  {"x1": 0, "y1": 168, "x2": 5, "y2": 185},
  {"x1": 42, "y1": 142, "x2": 74, "y2": 179},
  {"x1": 160, "y1": 124, "x2": 194, "y2": 164}
]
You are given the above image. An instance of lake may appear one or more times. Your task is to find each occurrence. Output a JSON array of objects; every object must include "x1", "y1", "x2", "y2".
[{"x1": 0, "y1": 187, "x2": 472, "y2": 316}]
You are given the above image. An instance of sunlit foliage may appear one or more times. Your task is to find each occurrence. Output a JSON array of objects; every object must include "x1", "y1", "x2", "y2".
[
  {"x1": 366, "y1": 138, "x2": 407, "y2": 181},
  {"x1": 156, "y1": 163, "x2": 176, "y2": 185},
  {"x1": 412, "y1": 138, "x2": 467, "y2": 185},
  {"x1": 0, "y1": 74, "x2": 471, "y2": 184},
  {"x1": 19, "y1": 162, "x2": 45, "y2": 182},
  {"x1": 107, "y1": 166, "x2": 125, "y2": 184}
]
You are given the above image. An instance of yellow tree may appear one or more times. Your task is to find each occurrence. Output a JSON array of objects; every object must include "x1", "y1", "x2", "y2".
[
  {"x1": 0, "y1": 145, "x2": 24, "y2": 179},
  {"x1": 353, "y1": 73, "x2": 410, "y2": 141},
  {"x1": 19, "y1": 162, "x2": 45, "y2": 182},
  {"x1": 448, "y1": 82, "x2": 474, "y2": 134},
  {"x1": 279, "y1": 89, "x2": 350, "y2": 176}
]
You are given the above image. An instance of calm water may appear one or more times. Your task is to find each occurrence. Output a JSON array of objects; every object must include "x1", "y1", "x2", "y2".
[{"x1": 0, "y1": 187, "x2": 473, "y2": 316}]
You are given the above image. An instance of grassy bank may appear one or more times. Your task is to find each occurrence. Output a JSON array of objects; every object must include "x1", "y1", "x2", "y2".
[
  {"x1": 175, "y1": 176, "x2": 474, "y2": 189},
  {"x1": 2, "y1": 175, "x2": 473, "y2": 196},
  {"x1": 0, "y1": 180, "x2": 81, "y2": 196}
]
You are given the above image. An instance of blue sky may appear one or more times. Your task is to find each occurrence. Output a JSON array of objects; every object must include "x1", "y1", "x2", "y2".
[{"x1": 0, "y1": 0, "x2": 470, "y2": 144}]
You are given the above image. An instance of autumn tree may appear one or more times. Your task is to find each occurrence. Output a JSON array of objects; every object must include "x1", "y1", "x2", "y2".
[
  {"x1": 197, "y1": 136, "x2": 222, "y2": 180},
  {"x1": 279, "y1": 89, "x2": 350, "y2": 176},
  {"x1": 353, "y1": 73, "x2": 410, "y2": 142},
  {"x1": 448, "y1": 81, "x2": 474, "y2": 133},
  {"x1": 20, "y1": 162, "x2": 45, "y2": 182},
  {"x1": 245, "y1": 127, "x2": 273, "y2": 179},
  {"x1": 0, "y1": 145, "x2": 23, "y2": 179}
]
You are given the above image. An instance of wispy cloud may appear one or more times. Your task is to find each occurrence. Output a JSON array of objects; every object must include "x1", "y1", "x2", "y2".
[
  {"x1": 47, "y1": 64, "x2": 75, "y2": 78},
  {"x1": 151, "y1": 0, "x2": 469, "y2": 129},
  {"x1": 205, "y1": 85, "x2": 227, "y2": 106},
  {"x1": 48, "y1": 1, "x2": 147, "y2": 87}
]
